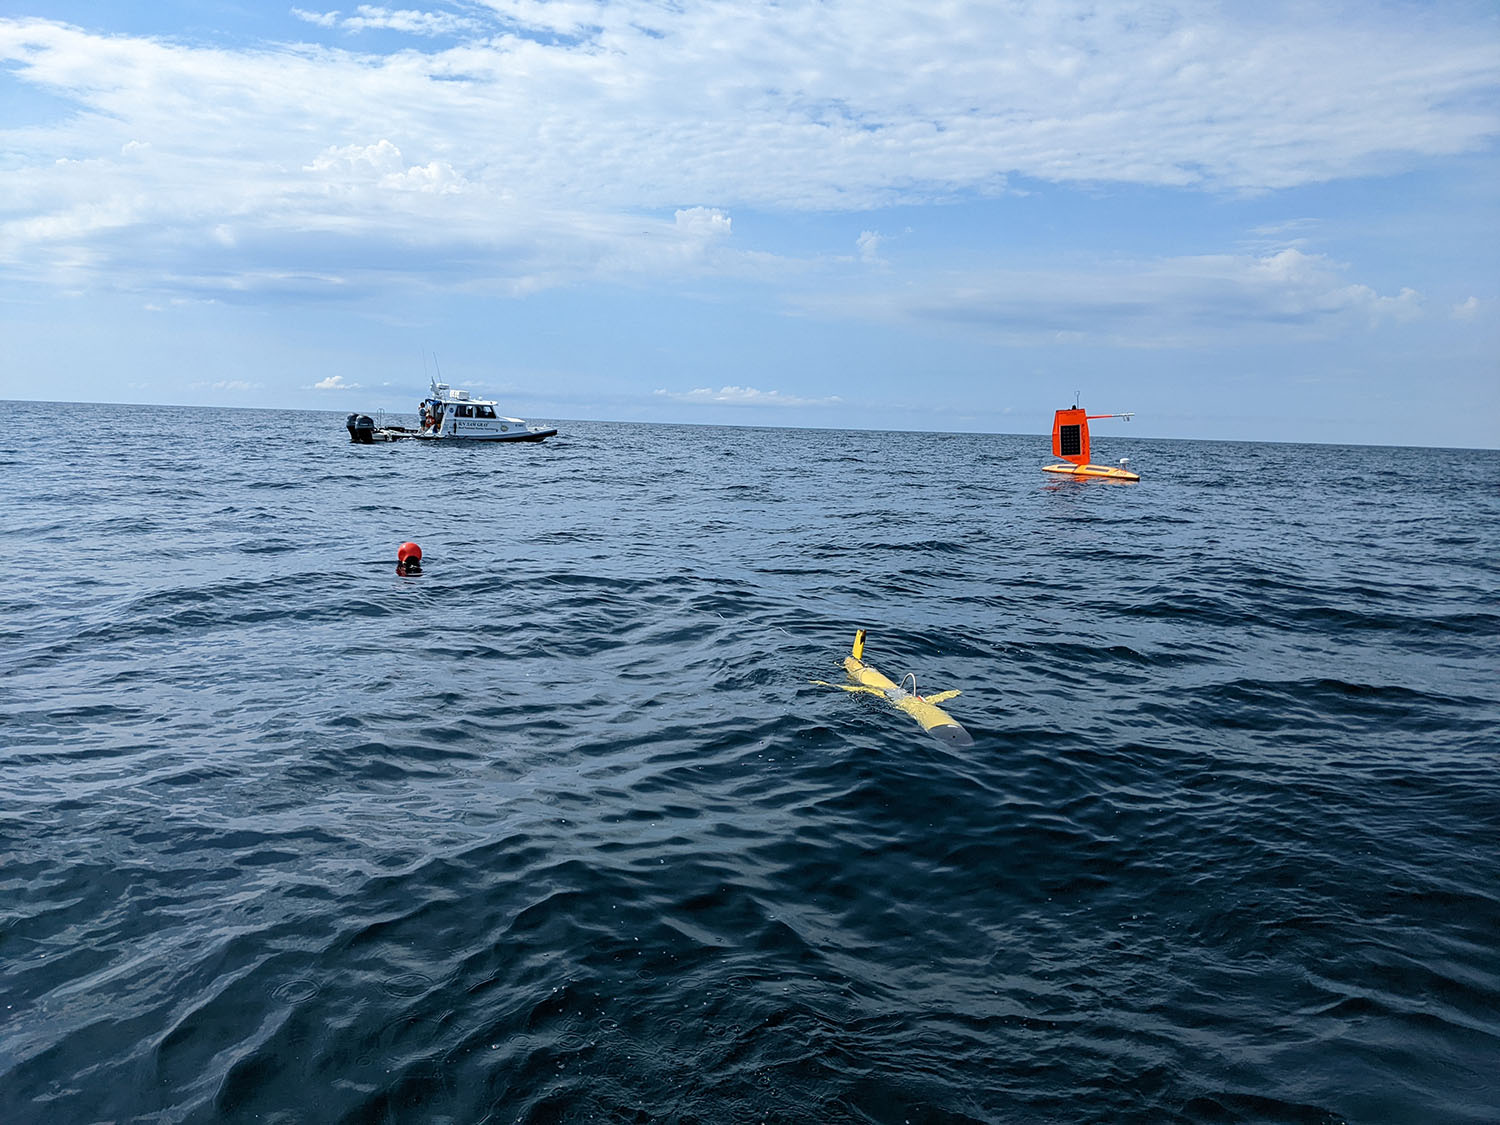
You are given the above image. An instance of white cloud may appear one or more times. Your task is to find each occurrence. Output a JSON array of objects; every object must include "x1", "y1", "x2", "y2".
[
  {"x1": 293, "y1": 6, "x2": 477, "y2": 36},
  {"x1": 1365, "y1": 286, "x2": 1423, "y2": 324},
  {"x1": 0, "y1": 6, "x2": 1494, "y2": 300},
  {"x1": 391, "y1": 160, "x2": 469, "y2": 193},
  {"x1": 1453, "y1": 296, "x2": 1481, "y2": 320},
  {"x1": 291, "y1": 9, "x2": 340, "y2": 30},
  {"x1": 856, "y1": 230, "x2": 885, "y2": 264},
  {"x1": 305, "y1": 139, "x2": 471, "y2": 193},
  {"x1": 798, "y1": 248, "x2": 1431, "y2": 346},
  {"x1": 467, "y1": 0, "x2": 601, "y2": 37},
  {"x1": 306, "y1": 139, "x2": 405, "y2": 178},
  {"x1": 653, "y1": 385, "x2": 842, "y2": 407},
  {"x1": 675, "y1": 207, "x2": 731, "y2": 239},
  {"x1": 312, "y1": 375, "x2": 360, "y2": 389},
  {"x1": 343, "y1": 7, "x2": 478, "y2": 36},
  {"x1": 190, "y1": 378, "x2": 261, "y2": 391},
  {"x1": 1250, "y1": 218, "x2": 1320, "y2": 238}
]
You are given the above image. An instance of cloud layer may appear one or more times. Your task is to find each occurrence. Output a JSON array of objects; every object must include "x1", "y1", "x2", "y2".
[
  {"x1": 654, "y1": 385, "x2": 843, "y2": 408},
  {"x1": 800, "y1": 248, "x2": 1430, "y2": 347},
  {"x1": 2, "y1": 4, "x2": 1496, "y2": 299}
]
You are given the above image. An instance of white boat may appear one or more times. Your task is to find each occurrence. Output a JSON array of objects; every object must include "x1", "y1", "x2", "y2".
[{"x1": 347, "y1": 380, "x2": 557, "y2": 444}]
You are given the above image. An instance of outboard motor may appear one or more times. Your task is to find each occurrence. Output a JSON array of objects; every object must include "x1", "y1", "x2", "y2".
[{"x1": 346, "y1": 413, "x2": 375, "y2": 443}]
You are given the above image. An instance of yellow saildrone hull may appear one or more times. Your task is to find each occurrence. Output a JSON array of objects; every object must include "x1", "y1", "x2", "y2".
[{"x1": 1043, "y1": 462, "x2": 1140, "y2": 482}]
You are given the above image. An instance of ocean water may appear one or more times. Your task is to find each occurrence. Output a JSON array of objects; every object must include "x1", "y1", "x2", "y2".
[{"x1": 3, "y1": 399, "x2": 1498, "y2": 1125}]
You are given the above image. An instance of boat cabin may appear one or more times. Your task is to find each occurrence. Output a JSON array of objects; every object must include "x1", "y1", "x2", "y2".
[{"x1": 420, "y1": 382, "x2": 532, "y2": 439}]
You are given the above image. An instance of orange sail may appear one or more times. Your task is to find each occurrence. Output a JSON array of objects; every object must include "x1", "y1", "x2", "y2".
[{"x1": 1052, "y1": 407, "x2": 1091, "y2": 466}]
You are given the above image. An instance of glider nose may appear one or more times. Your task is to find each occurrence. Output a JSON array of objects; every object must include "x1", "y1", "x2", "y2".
[{"x1": 929, "y1": 722, "x2": 974, "y2": 748}]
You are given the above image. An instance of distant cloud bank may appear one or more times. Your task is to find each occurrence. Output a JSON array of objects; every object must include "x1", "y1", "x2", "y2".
[
  {"x1": 654, "y1": 386, "x2": 843, "y2": 407},
  {"x1": 797, "y1": 247, "x2": 1437, "y2": 346}
]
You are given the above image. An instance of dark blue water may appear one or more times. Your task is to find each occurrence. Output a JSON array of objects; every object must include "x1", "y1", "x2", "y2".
[{"x1": 3, "y1": 400, "x2": 1498, "y2": 1124}]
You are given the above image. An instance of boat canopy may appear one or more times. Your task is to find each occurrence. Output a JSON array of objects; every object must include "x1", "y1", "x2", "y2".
[{"x1": 430, "y1": 380, "x2": 498, "y2": 407}]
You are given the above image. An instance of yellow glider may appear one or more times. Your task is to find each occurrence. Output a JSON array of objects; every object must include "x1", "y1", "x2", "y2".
[{"x1": 815, "y1": 629, "x2": 974, "y2": 747}]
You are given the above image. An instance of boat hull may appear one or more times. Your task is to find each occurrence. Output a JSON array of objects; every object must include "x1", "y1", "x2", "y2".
[
  {"x1": 1043, "y1": 462, "x2": 1140, "y2": 482},
  {"x1": 354, "y1": 426, "x2": 558, "y2": 443},
  {"x1": 414, "y1": 427, "x2": 557, "y2": 443}
]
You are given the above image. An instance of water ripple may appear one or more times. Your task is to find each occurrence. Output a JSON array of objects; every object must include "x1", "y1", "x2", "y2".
[{"x1": 2, "y1": 404, "x2": 1498, "y2": 1123}]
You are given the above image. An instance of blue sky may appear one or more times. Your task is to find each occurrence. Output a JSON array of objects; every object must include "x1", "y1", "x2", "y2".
[{"x1": 2, "y1": 1, "x2": 1497, "y2": 446}]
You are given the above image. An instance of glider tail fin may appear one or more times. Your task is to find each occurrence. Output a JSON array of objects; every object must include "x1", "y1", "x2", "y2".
[{"x1": 851, "y1": 629, "x2": 866, "y2": 662}]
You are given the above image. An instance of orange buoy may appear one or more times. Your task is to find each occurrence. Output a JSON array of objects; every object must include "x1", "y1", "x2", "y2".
[{"x1": 396, "y1": 541, "x2": 423, "y2": 575}]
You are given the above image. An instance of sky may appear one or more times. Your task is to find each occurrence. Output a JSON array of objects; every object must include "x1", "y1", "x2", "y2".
[{"x1": 1, "y1": 1, "x2": 1497, "y2": 446}]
